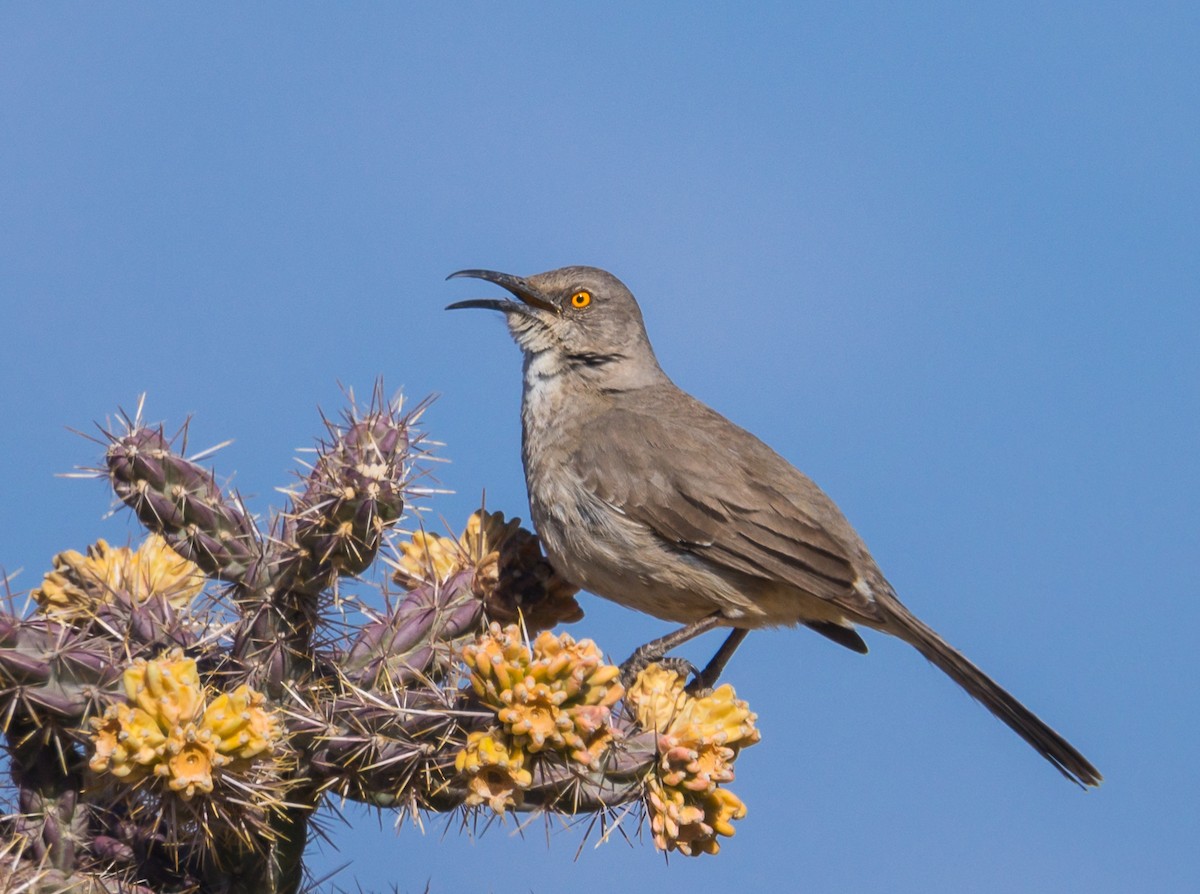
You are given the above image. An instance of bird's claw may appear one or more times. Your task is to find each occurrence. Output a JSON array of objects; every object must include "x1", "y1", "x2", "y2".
[
  {"x1": 618, "y1": 647, "x2": 697, "y2": 690},
  {"x1": 684, "y1": 666, "x2": 718, "y2": 697}
]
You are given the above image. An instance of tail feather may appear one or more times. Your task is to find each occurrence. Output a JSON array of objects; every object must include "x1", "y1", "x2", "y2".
[{"x1": 881, "y1": 604, "x2": 1102, "y2": 787}]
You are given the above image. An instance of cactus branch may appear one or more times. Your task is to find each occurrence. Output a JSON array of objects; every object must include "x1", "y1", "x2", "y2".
[{"x1": 1, "y1": 389, "x2": 761, "y2": 892}]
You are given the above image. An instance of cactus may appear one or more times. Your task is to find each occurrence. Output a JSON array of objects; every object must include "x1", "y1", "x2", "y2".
[{"x1": 0, "y1": 388, "x2": 759, "y2": 893}]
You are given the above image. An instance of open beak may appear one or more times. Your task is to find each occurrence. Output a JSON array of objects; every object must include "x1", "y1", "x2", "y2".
[{"x1": 446, "y1": 269, "x2": 559, "y2": 314}]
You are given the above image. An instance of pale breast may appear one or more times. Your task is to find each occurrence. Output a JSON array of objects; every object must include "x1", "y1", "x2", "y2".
[{"x1": 517, "y1": 354, "x2": 847, "y2": 629}]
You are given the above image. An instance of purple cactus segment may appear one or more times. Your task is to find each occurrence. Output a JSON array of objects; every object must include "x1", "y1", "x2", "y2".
[
  {"x1": 419, "y1": 729, "x2": 658, "y2": 815},
  {"x1": 351, "y1": 497, "x2": 384, "y2": 534},
  {"x1": 390, "y1": 644, "x2": 434, "y2": 681},
  {"x1": 105, "y1": 425, "x2": 260, "y2": 582},
  {"x1": 304, "y1": 689, "x2": 469, "y2": 796},
  {"x1": 0, "y1": 620, "x2": 121, "y2": 693},
  {"x1": 104, "y1": 425, "x2": 168, "y2": 481},
  {"x1": 442, "y1": 575, "x2": 488, "y2": 639},
  {"x1": 177, "y1": 492, "x2": 224, "y2": 533},
  {"x1": 0, "y1": 615, "x2": 19, "y2": 647},
  {"x1": 91, "y1": 835, "x2": 135, "y2": 864},
  {"x1": 343, "y1": 571, "x2": 481, "y2": 683},
  {"x1": 178, "y1": 527, "x2": 244, "y2": 580},
  {"x1": 23, "y1": 685, "x2": 96, "y2": 719},
  {"x1": 104, "y1": 598, "x2": 196, "y2": 651},
  {"x1": 0, "y1": 619, "x2": 125, "y2": 727},
  {"x1": 52, "y1": 640, "x2": 121, "y2": 683},
  {"x1": 285, "y1": 408, "x2": 414, "y2": 582},
  {"x1": 0, "y1": 648, "x2": 52, "y2": 685}
]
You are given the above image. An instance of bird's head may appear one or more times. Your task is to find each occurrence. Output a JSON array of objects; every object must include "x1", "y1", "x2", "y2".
[{"x1": 448, "y1": 266, "x2": 667, "y2": 388}]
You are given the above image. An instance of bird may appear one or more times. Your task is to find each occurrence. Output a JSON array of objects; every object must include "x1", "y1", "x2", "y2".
[{"x1": 446, "y1": 265, "x2": 1102, "y2": 788}]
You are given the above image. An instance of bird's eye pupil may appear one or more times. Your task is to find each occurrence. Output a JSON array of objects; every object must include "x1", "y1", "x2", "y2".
[{"x1": 570, "y1": 290, "x2": 592, "y2": 309}]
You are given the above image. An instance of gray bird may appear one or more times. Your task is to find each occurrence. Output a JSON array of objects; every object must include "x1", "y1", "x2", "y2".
[{"x1": 447, "y1": 265, "x2": 1101, "y2": 788}]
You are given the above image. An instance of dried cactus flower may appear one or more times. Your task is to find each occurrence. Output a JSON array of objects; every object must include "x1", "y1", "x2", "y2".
[
  {"x1": 32, "y1": 535, "x2": 204, "y2": 619},
  {"x1": 454, "y1": 729, "x2": 533, "y2": 813},
  {"x1": 626, "y1": 664, "x2": 760, "y2": 856},
  {"x1": 394, "y1": 512, "x2": 583, "y2": 631},
  {"x1": 393, "y1": 511, "x2": 520, "y2": 589},
  {"x1": 89, "y1": 650, "x2": 284, "y2": 801},
  {"x1": 482, "y1": 525, "x2": 584, "y2": 631},
  {"x1": 462, "y1": 624, "x2": 623, "y2": 766}
]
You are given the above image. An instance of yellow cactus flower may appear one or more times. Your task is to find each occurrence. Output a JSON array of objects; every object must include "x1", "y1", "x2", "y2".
[
  {"x1": 647, "y1": 777, "x2": 748, "y2": 856},
  {"x1": 627, "y1": 664, "x2": 760, "y2": 857},
  {"x1": 161, "y1": 729, "x2": 218, "y2": 799},
  {"x1": 32, "y1": 534, "x2": 204, "y2": 618},
  {"x1": 625, "y1": 663, "x2": 690, "y2": 733},
  {"x1": 462, "y1": 624, "x2": 623, "y2": 765},
  {"x1": 89, "y1": 705, "x2": 150, "y2": 782},
  {"x1": 455, "y1": 730, "x2": 533, "y2": 814},
  {"x1": 393, "y1": 530, "x2": 463, "y2": 587},
  {"x1": 123, "y1": 651, "x2": 205, "y2": 729},
  {"x1": 126, "y1": 534, "x2": 206, "y2": 605},
  {"x1": 120, "y1": 705, "x2": 170, "y2": 767},
  {"x1": 89, "y1": 651, "x2": 284, "y2": 803},
  {"x1": 202, "y1": 685, "x2": 280, "y2": 761},
  {"x1": 674, "y1": 683, "x2": 761, "y2": 750},
  {"x1": 497, "y1": 680, "x2": 573, "y2": 750},
  {"x1": 464, "y1": 627, "x2": 533, "y2": 700}
]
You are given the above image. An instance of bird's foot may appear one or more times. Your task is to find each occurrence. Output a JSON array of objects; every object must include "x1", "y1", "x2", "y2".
[
  {"x1": 684, "y1": 666, "x2": 717, "y2": 697},
  {"x1": 618, "y1": 648, "x2": 696, "y2": 690},
  {"x1": 617, "y1": 615, "x2": 730, "y2": 689}
]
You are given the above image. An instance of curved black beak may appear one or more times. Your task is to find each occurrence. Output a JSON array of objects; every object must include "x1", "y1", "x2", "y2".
[{"x1": 446, "y1": 269, "x2": 558, "y2": 314}]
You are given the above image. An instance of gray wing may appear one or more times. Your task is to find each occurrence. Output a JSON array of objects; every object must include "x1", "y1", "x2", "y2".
[{"x1": 570, "y1": 397, "x2": 881, "y2": 622}]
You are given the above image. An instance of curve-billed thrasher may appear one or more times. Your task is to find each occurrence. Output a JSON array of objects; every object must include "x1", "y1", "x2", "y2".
[{"x1": 447, "y1": 265, "x2": 1101, "y2": 787}]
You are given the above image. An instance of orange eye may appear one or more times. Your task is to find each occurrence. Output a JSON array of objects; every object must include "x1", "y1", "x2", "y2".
[{"x1": 570, "y1": 290, "x2": 592, "y2": 309}]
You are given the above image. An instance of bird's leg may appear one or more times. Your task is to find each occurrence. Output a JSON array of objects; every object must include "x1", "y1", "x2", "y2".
[
  {"x1": 619, "y1": 613, "x2": 725, "y2": 687},
  {"x1": 686, "y1": 627, "x2": 750, "y2": 694}
]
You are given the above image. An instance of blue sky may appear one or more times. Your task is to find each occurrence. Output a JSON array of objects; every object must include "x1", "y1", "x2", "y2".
[{"x1": 1, "y1": 3, "x2": 1196, "y2": 892}]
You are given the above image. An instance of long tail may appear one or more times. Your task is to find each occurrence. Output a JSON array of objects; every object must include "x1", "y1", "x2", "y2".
[{"x1": 881, "y1": 603, "x2": 1102, "y2": 787}]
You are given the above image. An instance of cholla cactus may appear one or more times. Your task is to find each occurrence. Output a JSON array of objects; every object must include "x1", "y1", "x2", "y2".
[{"x1": 0, "y1": 388, "x2": 761, "y2": 894}]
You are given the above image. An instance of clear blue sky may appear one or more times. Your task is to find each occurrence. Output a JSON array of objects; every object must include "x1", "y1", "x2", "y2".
[{"x1": 2, "y1": 4, "x2": 1196, "y2": 892}]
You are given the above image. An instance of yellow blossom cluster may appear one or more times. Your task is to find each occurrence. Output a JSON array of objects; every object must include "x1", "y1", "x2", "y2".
[
  {"x1": 453, "y1": 730, "x2": 533, "y2": 814},
  {"x1": 626, "y1": 664, "x2": 761, "y2": 856},
  {"x1": 455, "y1": 624, "x2": 624, "y2": 813},
  {"x1": 464, "y1": 623, "x2": 623, "y2": 765},
  {"x1": 33, "y1": 534, "x2": 204, "y2": 619},
  {"x1": 90, "y1": 650, "x2": 283, "y2": 800},
  {"x1": 393, "y1": 510, "x2": 521, "y2": 590}
]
